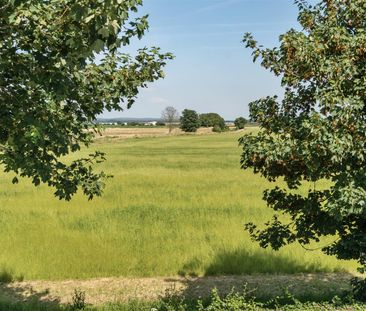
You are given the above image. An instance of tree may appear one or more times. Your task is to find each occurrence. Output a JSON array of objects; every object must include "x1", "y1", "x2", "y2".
[
  {"x1": 240, "y1": 0, "x2": 366, "y2": 274},
  {"x1": 180, "y1": 109, "x2": 200, "y2": 132},
  {"x1": 199, "y1": 113, "x2": 226, "y2": 130},
  {"x1": 127, "y1": 122, "x2": 140, "y2": 127},
  {"x1": 161, "y1": 106, "x2": 179, "y2": 133},
  {"x1": 234, "y1": 117, "x2": 247, "y2": 130},
  {"x1": 0, "y1": 0, "x2": 173, "y2": 200}
]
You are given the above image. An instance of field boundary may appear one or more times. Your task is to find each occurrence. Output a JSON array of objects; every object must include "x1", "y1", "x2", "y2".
[
  {"x1": 93, "y1": 127, "x2": 247, "y2": 141},
  {"x1": 0, "y1": 273, "x2": 355, "y2": 306}
]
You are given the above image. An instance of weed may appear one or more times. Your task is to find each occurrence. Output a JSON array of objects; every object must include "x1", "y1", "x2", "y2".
[
  {"x1": 70, "y1": 289, "x2": 86, "y2": 310},
  {"x1": 0, "y1": 266, "x2": 23, "y2": 283},
  {"x1": 350, "y1": 277, "x2": 366, "y2": 302},
  {"x1": 0, "y1": 268, "x2": 13, "y2": 283}
]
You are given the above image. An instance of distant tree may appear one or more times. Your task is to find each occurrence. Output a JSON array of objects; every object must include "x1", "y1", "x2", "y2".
[
  {"x1": 156, "y1": 121, "x2": 166, "y2": 126},
  {"x1": 234, "y1": 117, "x2": 247, "y2": 130},
  {"x1": 0, "y1": 0, "x2": 173, "y2": 200},
  {"x1": 180, "y1": 109, "x2": 200, "y2": 132},
  {"x1": 161, "y1": 106, "x2": 179, "y2": 133},
  {"x1": 200, "y1": 113, "x2": 226, "y2": 130}
]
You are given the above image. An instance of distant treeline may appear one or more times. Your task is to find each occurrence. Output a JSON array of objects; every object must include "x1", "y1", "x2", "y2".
[{"x1": 96, "y1": 109, "x2": 257, "y2": 131}]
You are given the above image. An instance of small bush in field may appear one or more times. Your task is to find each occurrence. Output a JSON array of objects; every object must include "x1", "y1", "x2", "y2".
[{"x1": 71, "y1": 289, "x2": 86, "y2": 310}]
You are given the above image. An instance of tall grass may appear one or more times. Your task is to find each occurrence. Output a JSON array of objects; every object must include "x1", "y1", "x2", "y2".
[{"x1": 0, "y1": 131, "x2": 357, "y2": 280}]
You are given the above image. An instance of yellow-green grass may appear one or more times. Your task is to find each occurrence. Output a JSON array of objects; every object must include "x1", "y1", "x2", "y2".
[{"x1": 0, "y1": 130, "x2": 357, "y2": 280}]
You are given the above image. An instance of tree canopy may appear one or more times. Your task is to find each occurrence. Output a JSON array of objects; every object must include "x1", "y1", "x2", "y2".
[
  {"x1": 199, "y1": 113, "x2": 225, "y2": 130},
  {"x1": 240, "y1": 0, "x2": 366, "y2": 272},
  {"x1": 0, "y1": 0, "x2": 172, "y2": 200},
  {"x1": 234, "y1": 117, "x2": 247, "y2": 130},
  {"x1": 180, "y1": 109, "x2": 200, "y2": 132}
]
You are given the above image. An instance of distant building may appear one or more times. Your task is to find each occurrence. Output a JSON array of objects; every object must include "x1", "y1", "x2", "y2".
[
  {"x1": 99, "y1": 122, "x2": 118, "y2": 126},
  {"x1": 144, "y1": 121, "x2": 157, "y2": 126}
]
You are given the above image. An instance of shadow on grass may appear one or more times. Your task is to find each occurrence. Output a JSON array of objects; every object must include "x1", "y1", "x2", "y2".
[
  {"x1": 204, "y1": 248, "x2": 336, "y2": 275},
  {"x1": 0, "y1": 269, "x2": 63, "y2": 311},
  {"x1": 176, "y1": 248, "x2": 354, "y2": 303},
  {"x1": 178, "y1": 248, "x2": 348, "y2": 277}
]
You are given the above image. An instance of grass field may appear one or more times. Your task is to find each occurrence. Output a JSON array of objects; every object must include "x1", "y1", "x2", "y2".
[{"x1": 0, "y1": 129, "x2": 358, "y2": 281}]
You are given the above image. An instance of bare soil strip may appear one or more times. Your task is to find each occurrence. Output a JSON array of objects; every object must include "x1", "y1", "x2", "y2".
[
  {"x1": 0, "y1": 274, "x2": 354, "y2": 305},
  {"x1": 94, "y1": 127, "x2": 243, "y2": 140}
]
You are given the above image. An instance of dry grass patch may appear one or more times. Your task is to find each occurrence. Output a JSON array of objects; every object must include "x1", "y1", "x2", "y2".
[
  {"x1": 95, "y1": 127, "x2": 223, "y2": 140},
  {"x1": 0, "y1": 273, "x2": 355, "y2": 305}
]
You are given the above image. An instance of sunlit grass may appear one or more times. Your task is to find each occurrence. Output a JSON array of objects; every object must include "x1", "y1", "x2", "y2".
[{"x1": 0, "y1": 130, "x2": 357, "y2": 280}]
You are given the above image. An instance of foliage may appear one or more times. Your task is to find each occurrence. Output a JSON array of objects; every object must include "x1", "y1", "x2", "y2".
[
  {"x1": 0, "y1": 268, "x2": 13, "y2": 283},
  {"x1": 71, "y1": 289, "x2": 86, "y2": 310},
  {"x1": 234, "y1": 117, "x2": 247, "y2": 130},
  {"x1": 212, "y1": 125, "x2": 223, "y2": 133},
  {"x1": 240, "y1": 0, "x2": 366, "y2": 273},
  {"x1": 162, "y1": 106, "x2": 180, "y2": 133},
  {"x1": 212, "y1": 125, "x2": 229, "y2": 133},
  {"x1": 180, "y1": 109, "x2": 200, "y2": 132},
  {"x1": 2, "y1": 299, "x2": 366, "y2": 311},
  {"x1": 155, "y1": 286, "x2": 366, "y2": 311},
  {"x1": 350, "y1": 277, "x2": 366, "y2": 302},
  {"x1": 0, "y1": 0, "x2": 172, "y2": 200},
  {"x1": 127, "y1": 122, "x2": 140, "y2": 127},
  {"x1": 199, "y1": 113, "x2": 225, "y2": 130},
  {"x1": 196, "y1": 287, "x2": 261, "y2": 311},
  {"x1": 0, "y1": 266, "x2": 23, "y2": 283},
  {"x1": 0, "y1": 282, "x2": 364, "y2": 311}
]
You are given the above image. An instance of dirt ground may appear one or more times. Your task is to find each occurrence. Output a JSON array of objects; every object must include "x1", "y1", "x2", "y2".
[{"x1": 0, "y1": 274, "x2": 355, "y2": 305}]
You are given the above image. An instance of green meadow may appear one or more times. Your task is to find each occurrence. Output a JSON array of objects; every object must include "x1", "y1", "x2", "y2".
[{"x1": 0, "y1": 130, "x2": 357, "y2": 280}]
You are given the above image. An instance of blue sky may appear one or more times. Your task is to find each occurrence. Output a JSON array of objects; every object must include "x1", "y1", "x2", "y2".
[{"x1": 102, "y1": 0, "x2": 302, "y2": 120}]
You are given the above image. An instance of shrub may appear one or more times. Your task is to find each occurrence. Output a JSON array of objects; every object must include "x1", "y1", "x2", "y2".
[
  {"x1": 127, "y1": 122, "x2": 140, "y2": 127},
  {"x1": 0, "y1": 267, "x2": 24, "y2": 283},
  {"x1": 351, "y1": 277, "x2": 366, "y2": 302},
  {"x1": 71, "y1": 289, "x2": 86, "y2": 310},
  {"x1": 234, "y1": 117, "x2": 247, "y2": 130},
  {"x1": 212, "y1": 125, "x2": 223, "y2": 133},
  {"x1": 0, "y1": 269, "x2": 13, "y2": 283}
]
